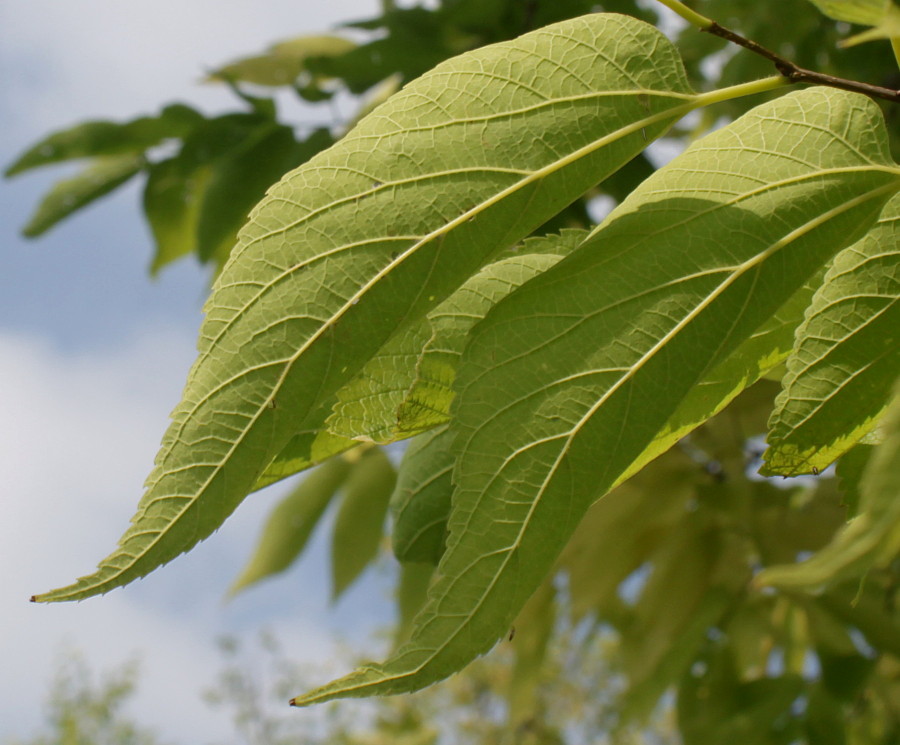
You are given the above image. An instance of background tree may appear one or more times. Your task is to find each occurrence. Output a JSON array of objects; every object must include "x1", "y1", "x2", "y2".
[{"x1": 7, "y1": 1, "x2": 900, "y2": 743}]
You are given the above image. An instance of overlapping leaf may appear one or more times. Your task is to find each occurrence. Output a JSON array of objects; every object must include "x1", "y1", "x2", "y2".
[
  {"x1": 328, "y1": 249, "x2": 572, "y2": 443},
  {"x1": 228, "y1": 455, "x2": 353, "y2": 596},
  {"x1": 758, "y1": 380, "x2": 900, "y2": 590},
  {"x1": 36, "y1": 13, "x2": 700, "y2": 603},
  {"x1": 764, "y1": 193, "x2": 900, "y2": 476},
  {"x1": 21, "y1": 155, "x2": 143, "y2": 237},
  {"x1": 294, "y1": 88, "x2": 899, "y2": 704}
]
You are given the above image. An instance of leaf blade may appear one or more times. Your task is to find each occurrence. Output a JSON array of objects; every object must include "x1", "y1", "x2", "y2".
[{"x1": 37, "y1": 13, "x2": 699, "y2": 603}]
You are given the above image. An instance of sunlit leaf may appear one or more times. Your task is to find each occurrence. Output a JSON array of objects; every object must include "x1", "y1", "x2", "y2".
[
  {"x1": 36, "y1": 13, "x2": 700, "y2": 603},
  {"x1": 207, "y1": 35, "x2": 356, "y2": 87}
]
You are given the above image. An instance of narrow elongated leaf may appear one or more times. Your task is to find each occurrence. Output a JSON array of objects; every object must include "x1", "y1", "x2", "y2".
[
  {"x1": 294, "y1": 88, "x2": 900, "y2": 704},
  {"x1": 5, "y1": 104, "x2": 202, "y2": 176},
  {"x1": 394, "y1": 561, "x2": 434, "y2": 648},
  {"x1": 22, "y1": 155, "x2": 144, "y2": 237},
  {"x1": 144, "y1": 157, "x2": 212, "y2": 275},
  {"x1": 757, "y1": 381, "x2": 900, "y2": 590},
  {"x1": 36, "y1": 13, "x2": 700, "y2": 602},
  {"x1": 763, "y1": 194, "x2": 900, "y2": 476},
  {"x1": 227, "y1": 455, "x2": 352, "y2": 596},
  {"x1": 331, "y1": 447, "x2": 397, "y2": 600}
]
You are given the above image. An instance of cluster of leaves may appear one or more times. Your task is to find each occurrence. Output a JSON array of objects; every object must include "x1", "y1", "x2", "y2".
[
  {"x1": 7, "y1": 652, "x2": 163, "y2": 745},
  {"x1": 10, "y1": 0, "x2": 900, "y2": 742}
]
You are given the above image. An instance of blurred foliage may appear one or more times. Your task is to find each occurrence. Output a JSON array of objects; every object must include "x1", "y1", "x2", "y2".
[
  {"x1": 7, "y1": 1, "x2": 900, "y2": 743},
  {"x1": 6, "y1": 652, "x2": 165, "y2": 745}
]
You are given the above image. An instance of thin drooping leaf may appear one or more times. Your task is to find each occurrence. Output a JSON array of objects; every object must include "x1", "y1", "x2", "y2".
[
  {"x1": 36, "y1": 13, "x2": 700, "y2": 602},
  {"x1": 206, "y1": 35, "x2": 356, "y2": 87},
  {"x1": 22, "y1": 155, "x2": 144, "y2": 237},
  {"x1": 4, "y1": 104, "x2": 202, "y2": 177},
  {"x1": 227, "y1": 454, "x2": 352, "y2": 596},
  {"x1": 507, "y1": 578, "x2": 556, "y2": 727},
  {"x1": 391, "y1": 426, "x2": 455, "y2": 564},
  {"x1": 764, "y1": 194, "x2": 900, "y2": 476},
  {"x1": 294, "y1": 88, "x2": 900, "y2": 704},
  {"x1": 330, "y1": 447, "x2": 397, "y2": 600},
  {"x1": 757, "y1": 381, "x2": 900, "y2": 590}
]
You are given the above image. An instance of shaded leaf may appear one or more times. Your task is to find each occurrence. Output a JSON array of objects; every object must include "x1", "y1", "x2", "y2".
[
  {"x1": 391, "y1": 427, "x2": 455, "y2": 565},
  {"x1": 764, "y1": 193, "x2": 900, "y2": 476},
  {"x1": 36, "y1": 13, "x2": 700, "y2": 603},
  {"x1": 22, "y1": 155, "x2": 143, "y2": 237},
  {"x1": 331, "y1": 447, "x2": 397, "y2": 600},
  {"x1": 295, "y1": 88, "x2": 899, "y2": 704},
  {"x1": 5, "y1": 104, "x2": 202, "y2": 176},
  {"x1": 394, "y1": 561, "x2": 434, "y2": 649},
  {"x1": 207, "y1": 35, "x2": 356, "y2": 87},
  {"x1": 227, "y1": 455, "x2": 353, "y2": 596},
  {"x1": 196, "y1": 126, "x2": 332, "y2": 265}
]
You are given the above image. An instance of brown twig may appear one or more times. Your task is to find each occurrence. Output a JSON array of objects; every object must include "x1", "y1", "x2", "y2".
[{"x1": 703, "y1": 21, "x2": 900, "y2": 104}]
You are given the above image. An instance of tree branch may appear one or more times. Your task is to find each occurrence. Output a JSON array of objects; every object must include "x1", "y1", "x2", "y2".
[{"x1": 703, "y1": 21, "x2": 900, "y2": 104}]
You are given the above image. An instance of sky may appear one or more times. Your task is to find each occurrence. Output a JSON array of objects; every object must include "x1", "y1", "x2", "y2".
[{"x1": 0, "y1": 1, "x2": 397, "y2": 741}]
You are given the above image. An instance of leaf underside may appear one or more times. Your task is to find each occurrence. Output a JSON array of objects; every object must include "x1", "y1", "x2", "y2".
[{"x1": 37, "y1": 13, "x2": 698, "y2": 603}]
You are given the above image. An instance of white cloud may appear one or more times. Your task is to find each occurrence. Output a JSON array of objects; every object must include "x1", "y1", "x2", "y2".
[
  {"x1": 2, "y1": 0, "x2": 377, "y2": 143},
  {"x1": 0, "y1": 328, "x2": 339, "y2": 742}
]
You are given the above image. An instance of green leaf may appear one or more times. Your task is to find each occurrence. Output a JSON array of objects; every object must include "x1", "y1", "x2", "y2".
[
  {"x1": 144, "y1": 157, "x2": 212, "y2": 275},
  {"x1": 326, "y1": 321, "x2": 434, "y2": 444},
  {"x1": 394, "y1": 561, "x2": 434, "y2": 649},
  {"x1": 195, "y1": 126, "x2": 332, "y2": 266},
  {"x1": 36, "y1": 13, "x2": 699, "y2": 603},
  {"x1": 391, "y1": 427, "x2": 455, "y2": 564},
  {"x1": 22, "y1": 155, "x2": 144, "y2": 237},
  {"x1": 144, "y1": 113, "x2": 281, "y2": 274},
  {"x1": 328, "y1": 246, "x2": 575, "y2": 443},
  {"x1": 330, "y1": 447, "x2": 397, "y2": 600},
  {"x1": 227, "y1": 454, "x2": 352, "y2": 596},
  {"x1": 764, "y1": 194, "x2": 900, "y2": 476},
  {"x1": 294, "y1": 88, "x2": 899, "y2": 704},
  {"x1": 5, "y1": 104, "x2": 202, "y2": 177},
  {"x1": 207, "y1": 35, "x2": 356, "y2": 87},
  {"x1": 757, "y1": 380, "x2": 900, "y2": 590},
  {"x1": 396, "y1": 248, "x2": 576, "y2": 433},
  {"x1": 804, "y1": 0, "x2": 891, "y2": 25}
]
